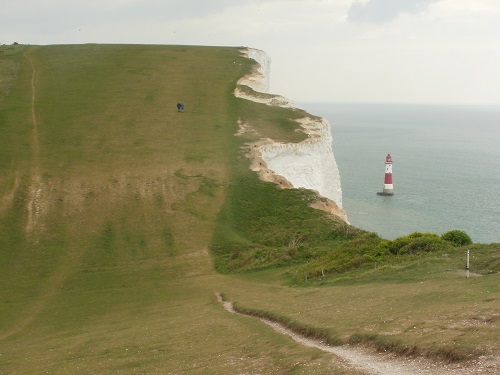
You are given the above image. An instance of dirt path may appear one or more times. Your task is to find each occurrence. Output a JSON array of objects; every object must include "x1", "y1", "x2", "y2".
[
  {"x1": 216, "y1": 293, "x2": 498, "y2": 375},
  {"x1": 24, "y1": 53, "x2": 43, "y2": 236},
  {"x1": 1, "y1": 52, "x2": 82, "y2": 341},
  {"x1": 27, "y1": 55, "x2": 39, "y2": 153}
]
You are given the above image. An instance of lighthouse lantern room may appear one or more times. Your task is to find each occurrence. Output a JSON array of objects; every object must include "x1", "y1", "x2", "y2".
[{"x1": 377, "y1": 153, "x2": 394, "y2": 196}]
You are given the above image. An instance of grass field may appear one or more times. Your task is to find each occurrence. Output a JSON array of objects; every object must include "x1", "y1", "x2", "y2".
[{"x1": 0, "y1": 44, "x2": 498, "y2": 374}]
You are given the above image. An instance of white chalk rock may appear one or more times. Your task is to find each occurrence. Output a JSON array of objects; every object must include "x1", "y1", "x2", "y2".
[
  {"x1": 238, "y1": 48, "x2": 345, "y2": 214},
  {"x1": 259, "y1": 118, "x2": 343, "y2": 209}
]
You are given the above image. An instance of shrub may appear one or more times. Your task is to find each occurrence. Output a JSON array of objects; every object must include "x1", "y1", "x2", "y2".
[
  {"x1": 398, "y1": 234, "x2": 449, "y2": 254},
  {"x1": 294, "y1": 232, "x2": 383, "y2": 279},
  {"x1": 383, "y1": 232, "x2": 451, "y2": 255},
  {"x1": 386, "y1": 234, "x2": 413, "y2": 254},
  {"x1": 372, "y1": 240, "x2": 393, "y2": 258},
  {"x1": 441, "y1": 230, "x2": 473, "y2": 247}
]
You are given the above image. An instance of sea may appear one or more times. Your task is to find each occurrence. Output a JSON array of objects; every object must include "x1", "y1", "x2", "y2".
[{"x1": 299, "y1": 103, "x2": 500, "y2": 244}]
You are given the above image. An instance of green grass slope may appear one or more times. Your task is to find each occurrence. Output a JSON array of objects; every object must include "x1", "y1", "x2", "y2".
[
  {"x1": 0, "y1": 44, "x2": 351, "y2": 374},
  {"x1": 0, "y1": 44, "x2": 498, "y2": 374}
]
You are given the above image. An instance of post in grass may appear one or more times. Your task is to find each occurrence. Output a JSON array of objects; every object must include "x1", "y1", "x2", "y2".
[{"x1": 466, "y1": 249, "x2": 470, "y2": 279}]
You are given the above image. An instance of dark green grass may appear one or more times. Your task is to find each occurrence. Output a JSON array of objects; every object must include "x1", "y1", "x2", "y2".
[
  {"x1": 210, "y1": 168, "x2": 359, "y2": 273},
  {"x1": 291, "y1": 242, "x2": 500, "y2": 286}
]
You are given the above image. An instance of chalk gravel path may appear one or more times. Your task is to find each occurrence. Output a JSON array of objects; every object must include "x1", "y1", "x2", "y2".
[{"x1": 216, "y1": 293, "x2": 498, "y2": 375}]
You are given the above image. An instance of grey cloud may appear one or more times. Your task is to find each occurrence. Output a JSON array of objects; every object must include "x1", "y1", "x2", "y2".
[
  {"x1": 122, "y1": 0, "x2": 277, "y2": 21},
  {"x1": 0, "y1": 0, "x2": 250, "y2": 38},
  {"x1": 140, "y1": 0, "x2": 245, "y2": 19},
  {"x1": 347, "y1": 0, "x2": 439, "y2": 24}
]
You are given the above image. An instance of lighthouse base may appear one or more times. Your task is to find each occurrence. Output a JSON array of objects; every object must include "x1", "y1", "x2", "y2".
[{"x1": 377, "y1": 191, "x2": 394, "y2": 196}]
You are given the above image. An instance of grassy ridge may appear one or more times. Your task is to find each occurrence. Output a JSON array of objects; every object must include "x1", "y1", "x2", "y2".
[
  {"x1": 0, "y1": 44, "x2": 498, "y2": 373},
  {"x1": 1, "y1": 44, "x2": 349, "y2": 374},
  {"x1": 0, "y1": 44, "x2": 244, "y2": 332}
]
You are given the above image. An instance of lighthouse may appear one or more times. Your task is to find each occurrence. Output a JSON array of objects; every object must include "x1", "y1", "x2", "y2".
[{"x1": 377, "y1": 153, "x2": 394, "y2": 196}]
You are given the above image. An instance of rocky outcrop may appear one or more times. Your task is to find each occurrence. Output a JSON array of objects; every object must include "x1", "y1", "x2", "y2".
[{"x1": 236, "y1": 48, "x2": 347, "y2": 221}]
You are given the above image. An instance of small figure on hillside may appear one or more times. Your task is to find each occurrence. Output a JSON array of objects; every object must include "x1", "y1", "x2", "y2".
[
  {"x1": 181, "y1": 103, "x2": 184, "y2": 112},
  {"x1": 177, "y1": 102, "x2": 182, "y2": 112}
]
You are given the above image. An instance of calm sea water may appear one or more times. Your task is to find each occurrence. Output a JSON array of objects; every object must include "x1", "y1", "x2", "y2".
[{"x1": 299, "y1": 103, "x2": 500, "y2": 244}]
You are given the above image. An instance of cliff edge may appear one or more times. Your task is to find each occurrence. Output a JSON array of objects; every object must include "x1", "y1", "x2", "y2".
[{"x1": 236, "y1": 48, "x2": 347, "y2": 222}]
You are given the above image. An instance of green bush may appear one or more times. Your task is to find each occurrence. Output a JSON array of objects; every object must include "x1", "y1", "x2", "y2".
[
  {"x1": 398, "y1": 234, "x2": 449, "y2": 254},
  {"x1": 372, "y1": 240, "x2": 394, "y2": 257},
  {"x1": 384, "y1": 232, "x2": 450, "y2": 255},
  {"x1": 385, "y1": 234, "x2": 415, "y2": 254},
  {"x1": 295, "y1": 232, "x2": 382, "y2": 279},
  {"x1": 441, "y1": 230, "x2": 473, "y2": 247}
]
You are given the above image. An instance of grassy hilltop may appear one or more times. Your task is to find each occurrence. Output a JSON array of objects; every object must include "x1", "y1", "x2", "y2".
[{"x1": 0, "y1": 44, "x2": 498, "y2": 374}]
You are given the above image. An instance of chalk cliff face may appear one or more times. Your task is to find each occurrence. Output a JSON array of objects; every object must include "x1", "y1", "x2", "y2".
[{"x1": 236, "y1": 48, "x2": 347, "y2": 221}]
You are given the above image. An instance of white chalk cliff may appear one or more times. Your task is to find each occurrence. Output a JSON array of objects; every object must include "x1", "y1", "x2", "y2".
[{"x1": 236, "y1": 48, "x2": 347, "y2": 221}]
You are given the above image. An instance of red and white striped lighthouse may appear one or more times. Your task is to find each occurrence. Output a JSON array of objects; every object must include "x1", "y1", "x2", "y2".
[{"x1": 377, "y1": 153, "x2": 394, "y2": 196}]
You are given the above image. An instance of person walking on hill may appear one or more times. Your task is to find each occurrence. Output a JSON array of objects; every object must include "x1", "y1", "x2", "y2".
[{"x1": 177, "y1": 102, "x2": 182, "y2": 112}]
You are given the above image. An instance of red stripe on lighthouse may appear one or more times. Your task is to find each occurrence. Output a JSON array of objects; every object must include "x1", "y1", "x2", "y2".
[{"x1": 385, "y1": 173, "x2": 392, "y2": 184}]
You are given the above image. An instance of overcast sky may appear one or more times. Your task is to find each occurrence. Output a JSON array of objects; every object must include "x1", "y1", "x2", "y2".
[{"x1": 3, "y1": 0, "x2": 500, "y2": 105}]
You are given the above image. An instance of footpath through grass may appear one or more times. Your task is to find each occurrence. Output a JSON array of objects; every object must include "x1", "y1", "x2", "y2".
[{"x1": 221, "y1": 242, "x2": 499, "y2": 363}]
